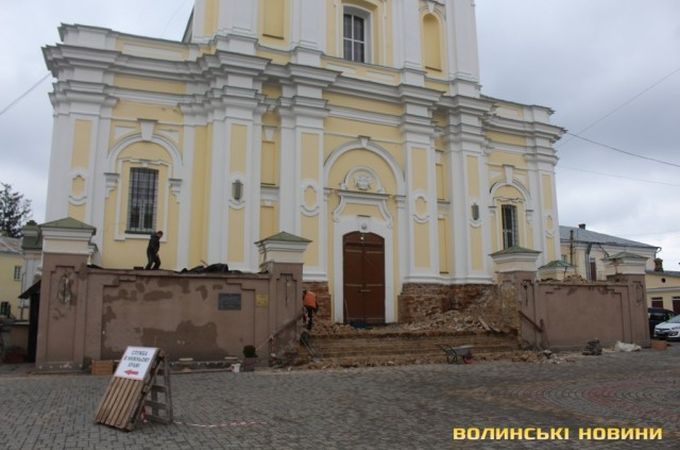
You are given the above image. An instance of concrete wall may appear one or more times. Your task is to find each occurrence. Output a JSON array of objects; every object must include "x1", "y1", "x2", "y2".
[
  {"x1": 502, "y1": 271, "x2": 650, "y2": 350},
  {"x1": 36, "y1": 251, "x2": 304, "y2": 370}
]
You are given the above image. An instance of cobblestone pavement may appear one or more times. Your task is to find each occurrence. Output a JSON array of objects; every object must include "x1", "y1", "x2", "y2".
[{"x1": 0, "y1": 347, "x2": 679, "y2": 449}]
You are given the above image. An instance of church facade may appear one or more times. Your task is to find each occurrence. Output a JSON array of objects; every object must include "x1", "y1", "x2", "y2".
[{"x1": 43, "y1": 0, "x2": 563, "y2": 324}]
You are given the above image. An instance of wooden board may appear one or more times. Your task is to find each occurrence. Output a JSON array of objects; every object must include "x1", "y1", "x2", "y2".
[{"x1": 95, "y1": 347, "x2": 171, "y2": 431}]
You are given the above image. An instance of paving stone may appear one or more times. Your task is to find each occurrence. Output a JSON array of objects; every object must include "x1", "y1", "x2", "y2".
[{"x1": 0, "y1": 347, "x2": 679, "y2": 448}]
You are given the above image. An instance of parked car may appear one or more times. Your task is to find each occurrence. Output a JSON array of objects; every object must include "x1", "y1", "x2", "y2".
[
  {"x1": 654, "y1": 314, "x2": 680, "y2": 341},
  {"x1": 648, "y1": 307, "x2": 675, "y2": 337}
]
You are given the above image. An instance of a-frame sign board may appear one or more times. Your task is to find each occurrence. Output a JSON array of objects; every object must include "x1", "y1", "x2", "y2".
[{"x1": 95, "y1": 346, "x2": 173, "y2": 431}]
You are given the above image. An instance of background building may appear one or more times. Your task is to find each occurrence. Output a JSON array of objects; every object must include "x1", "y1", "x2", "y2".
[
  {"x1": 42, "y1": 0, "x2": 563, "y2": 323},
  {"x1": 0, "y1": 235, "x2": 23, "y2": 319}
]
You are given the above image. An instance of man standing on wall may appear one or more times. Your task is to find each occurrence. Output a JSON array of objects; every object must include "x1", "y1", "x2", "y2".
[{"x1": 145, "y1": 230, "x2": 163, "y2": 270}]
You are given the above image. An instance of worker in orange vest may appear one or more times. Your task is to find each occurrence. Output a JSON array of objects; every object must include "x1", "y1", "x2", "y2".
[{"x1": 302, "y1": 289, "x2": 318, "y2": 330}]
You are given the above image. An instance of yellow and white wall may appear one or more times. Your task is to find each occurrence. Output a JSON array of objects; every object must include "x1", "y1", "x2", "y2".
[
  {"x1": 0, "y1": 240, "x2": 23, "y2": 318},
  {"x1": 43, "y1": 0, "x2": 563, "y2": 323}
]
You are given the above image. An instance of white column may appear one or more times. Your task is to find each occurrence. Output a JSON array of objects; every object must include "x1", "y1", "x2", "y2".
[{"x1": 44, "y1": 113, "x2": 72, "y2": 221}]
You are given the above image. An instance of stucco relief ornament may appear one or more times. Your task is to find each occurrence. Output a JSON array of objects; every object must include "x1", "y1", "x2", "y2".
[
  {"x1": 57, "y1": 273, "x2": 74, "y2": 306},
  {"x1": 354, "y1": 173, "x2": 373, "y2": 191}
]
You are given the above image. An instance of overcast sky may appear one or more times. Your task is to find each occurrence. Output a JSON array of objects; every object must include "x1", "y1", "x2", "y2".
[{"x1": 1, "y1": 1, "x2": 679, "y2": 267}]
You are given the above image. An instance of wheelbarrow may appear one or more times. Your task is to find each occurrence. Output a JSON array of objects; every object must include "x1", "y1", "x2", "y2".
[{"x1": 438, "y1": 344, "x2": 474, "y2": 364}]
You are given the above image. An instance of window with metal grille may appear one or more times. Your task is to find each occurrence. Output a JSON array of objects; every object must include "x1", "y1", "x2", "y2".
[
  {"x1": 13, "y1": 266, "x2": 21, "y2": 281},
  {"x1": 127, "y1": 168, "x2": 158, "y2": 233},
  {"x1": 501, "y1": 204, "x2": 518, "y2": 249},
  {"x1": 343, "y1": 10, "x2": 367, "y2": 63}
]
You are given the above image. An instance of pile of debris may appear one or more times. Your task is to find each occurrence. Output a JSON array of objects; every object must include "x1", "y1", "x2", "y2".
[{"x1": 403, "y1": 282, "x2": 519, "y2": 334}]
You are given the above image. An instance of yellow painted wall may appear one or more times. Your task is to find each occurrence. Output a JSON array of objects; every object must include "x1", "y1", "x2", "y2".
[
  {"x1": 411, "y1": 148, "x2": 428, "y2": 191},
  {"x1": 324, "y1": 134, "x2": 403, "y2": 169},
  {"x1": 72, "y1": 176, "x2": 86, "y2": 198},
  {"x1": 190, "y1": 126, "x2": 210, "y2": 266},
  {"x1": 101, "y1": 141, "x2": 179, "y2": 269},
  {"x1": 438, "y1": 217, "x2": 449, "y2": 273},
  {"x1": 324, "y1": 118, "x2": 402, "y2": 148},
  {"x1": 545, "y1": 236, "x2": 555, "y2": 261},
  {"x1": 228, "y1": 208, "x2": 245, "y2": 262},
  {"x1": 0, "y1": 253, "x2": 23, "y2": 317},
  {"x1": 112, "y1": 101, "x2": 183, "y2": 124},
  {"x1": 486, "y1": 131, "x2": 527, "y2": 147},
  {"x1": 230, "y1": 124, "x2": 248, "y2": 173},
  {"x1": 422, "y1": 14, "x2": 442, "y2": 71},
  {"x1": 260, "y1": 0, "x2": 289, "y2": 46},
  {"x1": 470, "y1": 226, "x2": 483, "y2": 271},
  {"x1": 436, "y1": 162, "x2": 445, "y2": 200},
  {"x1": 466, "y1": 155, "x2": 479, "y2": 197},
  {"x1": 71, "y1": 120, "x2": 91, "y2": 168},
  {"x1": 542, "y1": 174, "x2": 553, "y2": 210},
  {"x1": 68, "y1": 204, "x2": 85, "y2": 222},
  {"x1": 114, "y1": 75, "x2": 186, "y2": 95},
  {"x1": 487, "y1": 151, "x2": 528, "y2": 170},
  {"x1": 261, "y1": 141, "x2": 278, "y2": 185},
  {"x1": 204, "y1": 0, "x2": 219, "y2": 36},
  {"x1": 301, "y1": 133, "x2": 320, "y2": 179},
  {"x1": 414, "y1": 222, "x2": 430, "y2": 268},
  {"x1": 324, "y1": 93, "x2": 403, "y2": 116},
  {"x1": 301, "y1": 215, "x2": 319, "y2": 265},
  {"x1": 259, "y1": 204, "x2": 278, "y2": 240}
]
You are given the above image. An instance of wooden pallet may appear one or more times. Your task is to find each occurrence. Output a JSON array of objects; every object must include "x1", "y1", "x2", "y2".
[{"x1": 95, "y1": 348, "x2": 173, "y2": 431}]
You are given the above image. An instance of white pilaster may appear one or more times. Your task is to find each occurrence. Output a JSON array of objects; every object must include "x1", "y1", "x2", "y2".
[
  {"x1": 445, "y1": 0, "x2": 480, "y2": 96},
  {"x1": 393, "y1": 0, "x2": 425, "y2": 86},
  {"x1": 291, "y1": 0, "x2": 326, "y2": 65}
]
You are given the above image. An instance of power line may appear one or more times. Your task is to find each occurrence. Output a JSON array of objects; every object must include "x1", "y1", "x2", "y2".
[
  {"x1": 558, "y1": 165, "x2": 680, "y2": 188},
  {"x1": 0, "y1": 73, "x2": 50, "y2": 118},
  {"x1": 558, "y1": 65, "x2": 680, "y2": 148},
  {"x1": 566, "y1": 132, "x2": 680, "y2": 169},
  {"x1": 161, "y1": 0, "x2": 192, "y2": 38}
]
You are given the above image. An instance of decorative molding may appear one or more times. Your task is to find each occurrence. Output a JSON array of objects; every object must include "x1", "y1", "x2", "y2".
[
  {"x1": 228, "y1": 173, "x2": 246, "y2": 209},
  {"x1": 169, "y1": 178, "x2": 182, "y2": 202},
  {"x1": 332, "y1": 190, "x2": 393, "y2": 229},
  {"x1": 104, "y1": 172, "x2": 119, "y2": 198},
  {"x1": 340, "y1": 166, "x2": 385, "y2": 194},
  {"x1": 300, "y1": 179, "x2": 320, "y2": 216},
  {"x1": 412, "y1": 190, "x2": 430, "y2": 223},
  {"x1": 138, "y1": 119, "x2": 157, "y2": 141}
]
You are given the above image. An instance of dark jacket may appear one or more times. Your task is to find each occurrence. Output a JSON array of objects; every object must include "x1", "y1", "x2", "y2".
[{"x1": 147, "y1": 233, "x2": 160, "y2": 254}]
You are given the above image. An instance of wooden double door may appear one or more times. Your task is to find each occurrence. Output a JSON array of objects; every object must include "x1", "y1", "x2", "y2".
[{"x1": 342, "y1": 232, "x2": 385, "y2": 324}]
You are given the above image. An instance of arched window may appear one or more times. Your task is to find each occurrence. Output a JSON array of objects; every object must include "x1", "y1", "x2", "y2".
[
  {"x1": 343, "y1": 7, "x2": 370, "y2": 63},
  {"x1": 422, "y1": 14, "x2": 442, "y2": 70}
]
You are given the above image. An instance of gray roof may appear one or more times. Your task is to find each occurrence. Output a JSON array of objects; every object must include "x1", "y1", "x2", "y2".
[
  {"x1": 490, "y1": 246, "x2": 541, "y2": 257},
  {"x1": 0, "y1": 236, "x2": 22, "y2": 255},
  {"x1": 559, "y1": 226, "x2": 657, "y2": 250}
]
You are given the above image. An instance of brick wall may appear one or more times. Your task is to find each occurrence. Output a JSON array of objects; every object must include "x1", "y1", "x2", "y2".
[
  {"x1": 398, "y1": 283, "x2": 518, "y2": 329},
  {"x1": 303, "y1": 281, "x2": 331, "y2": 321}
]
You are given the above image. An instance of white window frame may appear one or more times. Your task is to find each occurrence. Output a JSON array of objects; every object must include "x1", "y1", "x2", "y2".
[
  {"x1": 13, "y1": 265, "x2": 21, "y2": 281},
  {"x1": 501, "y1": 204, "x2": 518, "y2": 249},
  {"x1": 126, "y1": 167, "x2": 159, "y2": 234},
  {"x1": 342, "y1": 6, "x2": 371, "y2": 63}
]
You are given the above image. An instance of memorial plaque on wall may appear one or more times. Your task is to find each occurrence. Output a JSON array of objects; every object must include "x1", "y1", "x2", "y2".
[{"x1": 218, "y1": 293, "x2": 242, "y2": 310}]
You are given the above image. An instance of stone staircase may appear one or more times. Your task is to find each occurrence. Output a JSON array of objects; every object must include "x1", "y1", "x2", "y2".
[{"x1": 298, "y1": 329, "x2": 519, "y2": 368}]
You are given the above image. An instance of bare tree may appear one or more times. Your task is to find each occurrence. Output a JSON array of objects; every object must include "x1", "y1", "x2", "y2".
[{"x1": 0, "y1": 183, "x2": 32, "y2": 237}]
